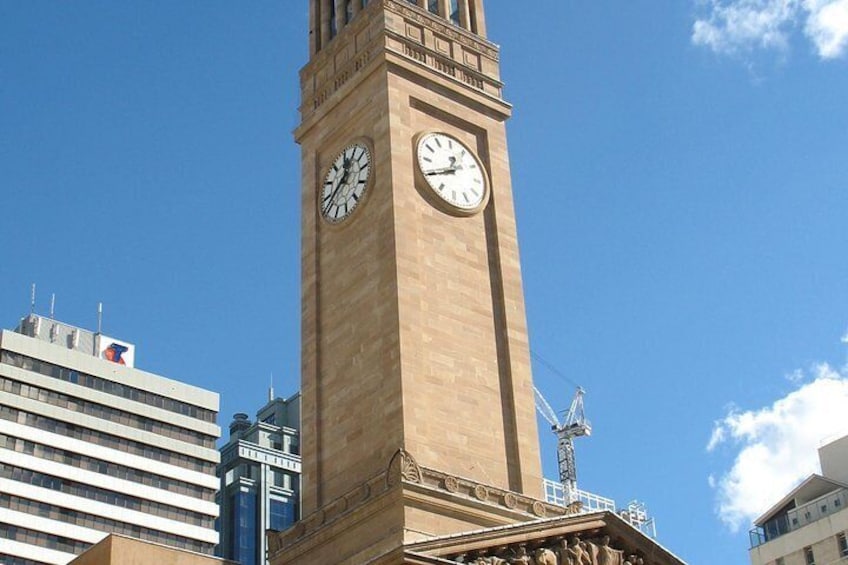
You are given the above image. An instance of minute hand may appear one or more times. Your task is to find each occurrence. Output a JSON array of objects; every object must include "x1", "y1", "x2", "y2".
[{"x1": 424, "y1": 167, "x2": 458, "y2": 176}]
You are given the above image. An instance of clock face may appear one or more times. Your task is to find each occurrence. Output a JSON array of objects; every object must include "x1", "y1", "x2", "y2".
[
  {"x1": 416, "y1": 132, "x2": 487, "y2": 213},
  {"x1": 321, "y1": 143, "x2": 372, "y2": 223}
]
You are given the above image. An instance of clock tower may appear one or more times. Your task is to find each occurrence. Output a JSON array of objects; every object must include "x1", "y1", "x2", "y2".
[{"x1": 269, "y1": 1, "x2": 567, "y2": 562}]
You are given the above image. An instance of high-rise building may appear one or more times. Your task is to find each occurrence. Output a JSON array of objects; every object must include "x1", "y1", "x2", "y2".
[
  {"x1": 749, "y1": 434, "x2": 848, "y2": 565},
  {"x1": 268, "y1": 1, "x2": 686, "y2": 564},
  {"x1": 0, "y1": 313, "x2": 220, "y2": 565},
  {"x1": 216, "y1": 393, "x2": 301, "y2": 565}
]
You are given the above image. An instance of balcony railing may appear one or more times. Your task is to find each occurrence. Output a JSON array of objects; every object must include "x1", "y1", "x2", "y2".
[{"x1": 750, "y1": 487, "x2": 848, "y2": 548}]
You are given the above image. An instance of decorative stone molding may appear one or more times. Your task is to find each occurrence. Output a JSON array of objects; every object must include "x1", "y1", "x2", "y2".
[
  {"x1": 383, "y1": 0, "x2": 499, "y2": 60},
  {"x1": 266, "y1": 448, "x2": 582, "y2": 557},
  {"x1": 414, "y1": 465, "x2": 582, "y2": 520},
  {"x1": 443, "y1": 533, "x2": 650, "y2": 565},
  {"x1": 388, "y1": 447, "x2": 423, "y2": 486},
  {"x1": 299, "y1": 0, "x2": 504, "y2": 122}
]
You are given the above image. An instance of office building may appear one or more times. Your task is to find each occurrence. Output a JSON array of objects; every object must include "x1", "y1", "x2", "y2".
[
  {"x1": 0, "y1": 313, "x2": 220, "y2": 564},
  {"x1": 750, "y1": 434, "x2": 848, "y2": 565},
  {"x1": 216, "y1": 393, "x2": 301, "y2": 565}
]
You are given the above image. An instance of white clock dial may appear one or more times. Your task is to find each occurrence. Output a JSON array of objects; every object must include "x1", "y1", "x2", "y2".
[
  {"x1": 416, "y1": 132, "x2": 487, "y2": 212},
  {"x1": 321, "y1": 143, "x2": 372, "y2": 223}
]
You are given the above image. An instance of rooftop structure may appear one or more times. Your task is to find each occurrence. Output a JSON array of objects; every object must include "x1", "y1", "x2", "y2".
[
  {"x1": 749, "y1": 434, "x2": 848, "y2": 565},
  {"x1": 216, "y1": 392, "x2": 301, "y2": 565}
]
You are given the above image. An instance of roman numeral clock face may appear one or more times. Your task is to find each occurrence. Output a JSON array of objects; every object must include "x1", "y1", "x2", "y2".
[
  {"x1": 416, "y1": 132, "x2": 488, "y2": 214},
  {"x1": 321, "y1": 143, "x2": 372, "y2": 223}
]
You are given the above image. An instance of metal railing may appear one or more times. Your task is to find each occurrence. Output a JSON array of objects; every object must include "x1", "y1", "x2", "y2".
[{"x1": 750, "y1": 487, "x2": 848, "y2": 548}]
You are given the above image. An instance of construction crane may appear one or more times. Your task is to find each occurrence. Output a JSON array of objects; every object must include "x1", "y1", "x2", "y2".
[{"x1": 533, "y1": 386, "x2": 591, "y2": 504}]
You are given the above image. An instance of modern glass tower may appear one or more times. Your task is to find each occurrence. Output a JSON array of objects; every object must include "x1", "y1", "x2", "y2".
[
  {"x1": 0, "y1": 313, "x2": 221, "y2": 564},
  {"x1": 216, "y1": 393, "x2": 301, "y2": 565}
]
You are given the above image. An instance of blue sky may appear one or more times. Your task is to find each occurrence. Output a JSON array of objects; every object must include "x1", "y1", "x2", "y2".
[{"x1": 1, "y1": 2, "x2": 847, "y2": 564}]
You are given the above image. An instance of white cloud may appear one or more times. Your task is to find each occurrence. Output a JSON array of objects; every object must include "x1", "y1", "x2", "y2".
[
  {"x1": 804, "y1": 0, "x2": 848, "y2": 57},
  {"x1": 692, "y1": 0, "x2": 848, "y2": 59},
  {"x1": 708, "y1": 363, "x2": 848, "y2": 532}
]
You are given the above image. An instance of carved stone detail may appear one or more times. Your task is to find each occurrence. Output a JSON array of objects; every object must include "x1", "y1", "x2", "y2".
[
  {"x1": 383, "y1": 0, "x2": 499, "y2": 59},
  {"x1": 474, "y1": 484, "x2": 489, "y2": 501},
  {"x1": 532, "y1": 501, "x2": 547, "y2": 517},
  {"x1": 444, "y1": 534, "x2": 642, "y2": 565},
  {"x1": 503, "y1": 492, "x2": 517, "y2": 509},
  {"x1": 444, "y1": 475, "x2": 460, "y2": 492},
  {"x1": 387, "y1": 447, "x2": 423, "y2": 485}
]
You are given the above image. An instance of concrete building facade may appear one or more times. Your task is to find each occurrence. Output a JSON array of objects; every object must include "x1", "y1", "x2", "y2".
[
  {"x1": 216, "y1": 393, "x2": 301, "y2": 565},
  {"x1": 0, "y1": 314, "x2": 220, "y2": 564},
  {"x1": 749, "y1": 434, "x2": 848, "y2": 565}
]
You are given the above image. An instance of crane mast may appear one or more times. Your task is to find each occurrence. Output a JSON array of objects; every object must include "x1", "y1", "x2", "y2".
[{"x1": 533, "y1": 386, "x2": 591, "y2": 503}]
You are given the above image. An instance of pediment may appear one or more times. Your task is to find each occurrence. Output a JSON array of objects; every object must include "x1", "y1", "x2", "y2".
[{"x1": 404, "y1": 511, "x2": 686, "y2": 565}]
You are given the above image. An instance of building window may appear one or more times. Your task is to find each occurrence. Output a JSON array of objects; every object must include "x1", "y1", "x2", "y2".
[
  {"x1": 804, "y1": 546, "x2": 815, "y2": 565},
  {"x1": 231, "y1": 490, "x2": 258, "y2": 564},
  {"x1": 428, "y1": 0, "x2": 439, "y2": 15},
  {"x1": 269, "y1": 498, "x2": 296, "y2": 531},
  {"x1": 449, "y1": 0, "x2": 460, "y2": 25},
  {"x1": 329, "y1": 0, "x2": 337, "y2": 38},
  {"x1": 775, "y1": 558, "x2": 784, "y2": 565},
  {"x1": 838, "y1": 532, "x2": 848, "y2": 557}
]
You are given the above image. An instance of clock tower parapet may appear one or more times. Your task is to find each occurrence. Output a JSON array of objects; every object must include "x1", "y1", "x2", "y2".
[{"x1": 298, "y1": 0, "x2": 506, "y2": 137}]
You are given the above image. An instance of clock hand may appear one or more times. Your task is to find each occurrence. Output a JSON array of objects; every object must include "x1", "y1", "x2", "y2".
[
  {"x1": 323, "y1": 158, "x2": 352, "y2": 212},
  {"x1": 424, "y1": 167, "x2": 458, "y2": 176}
]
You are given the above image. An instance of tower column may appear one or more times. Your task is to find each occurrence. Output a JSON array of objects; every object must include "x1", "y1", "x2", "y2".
[
  {"x1": 458, "y1": 0, "x2": 471, "y2": 30},
  {"x1": 469, "y1": 0, "x2": 486, "y2": 36},
  {"x1": 320, "y1": 0, "x2": 332, "y2": 47},
  {"x1": 351, "y1": 0, "x2": 361, "y2": 18},
  {"x1": 334, "y1": 0, "x2": 346, "y2": 36},
  {"x1": 310, "y1": 0, "x2": 320, "y2": 54},
  {"x1": 438, "y1": 0, "x2": 449, "y2": 18}
]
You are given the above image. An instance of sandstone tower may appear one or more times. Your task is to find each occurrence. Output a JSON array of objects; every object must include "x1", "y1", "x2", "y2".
[{"x1": 268, "y1": 2, "x2": 686, "y2": 564}]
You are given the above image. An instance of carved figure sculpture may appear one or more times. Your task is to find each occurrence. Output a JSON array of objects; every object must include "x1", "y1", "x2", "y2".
[
  {"x1": 510, "y1": 545, "x2": 533, "y2": 564},
  {"x1": 623, "y1": 556, "x2": 644, "y2": 565},
  {"x1": 535, "y1": 547, "x2": 557, "y2": 565},
  {"x1": 564, "y1": 536, "x2": 592, "y2": 565},
  {"x1": 595, "y1": 536, "x2": 623, "y2": 565}
]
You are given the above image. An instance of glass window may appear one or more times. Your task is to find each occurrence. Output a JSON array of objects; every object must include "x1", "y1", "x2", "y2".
[
  {"x1": 230, "y1": 490, "x2": 257, "y2": 564},
  {"x1": 449, "y1": 0, "x2": 460, "y2": 25},
  {"x1": 804, "y1": 546, "x2": 815, "y2": 565},
  {"x1": 428, "y1": 0, "x2": 439, "y2": 15},
  {"x1": 838, "y1": 532, "x2": 848, "y2": 557},
  {"x1": 270, "y1": 498, "x2": 296, "y2": 531},
  {"x1": 329, "y1": 1, "x2": 337, "y2": 38},
  {"x1": 345, "y1": 0, "x2": 353, "y2": 24}
]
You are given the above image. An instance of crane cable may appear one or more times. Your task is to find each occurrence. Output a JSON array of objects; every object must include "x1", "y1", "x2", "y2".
[{"x1": 530, "y1": 349, "x2": 584, "y2": 393}]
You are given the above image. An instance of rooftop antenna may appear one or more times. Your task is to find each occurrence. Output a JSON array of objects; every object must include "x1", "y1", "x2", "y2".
[
  {"x1": 97, "y1": 303, "x2": 103, "y2": 334},
  {"x1": 269, "y1": 372, "x2": 275, "y2": 402},
  {"x1": 50, "y1": 294, "x2": 56, "y2": 319},
  {"x1": 30, "y1": 283, "x2": 37, "y2": 314}
]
